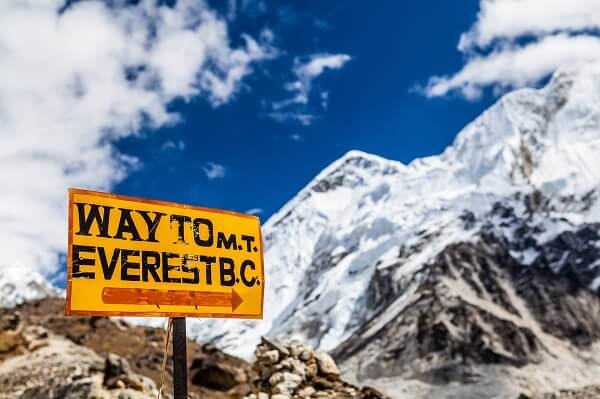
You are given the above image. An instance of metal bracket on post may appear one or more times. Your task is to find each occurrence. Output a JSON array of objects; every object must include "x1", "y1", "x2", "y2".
[{"x1": 172, "y1": 317, "x2": 188, "y2": 399}]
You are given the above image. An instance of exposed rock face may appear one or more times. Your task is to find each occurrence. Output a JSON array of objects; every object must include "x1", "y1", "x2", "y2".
[
  {"x1": 0, "y1": 326, "x2": 157, "y2": 399},
  {"x1": 536, "y1": 385, "x2": 600, "y2": 399},
  {"x1": 0, "y1": 298, "x2": 255, "y2": 399},
  {"x1": 333, "y1": 228, "x2": 600, "y2": 398},
  {"x1": 245, "y1": 337, "x2": 387, "y2": 399}
]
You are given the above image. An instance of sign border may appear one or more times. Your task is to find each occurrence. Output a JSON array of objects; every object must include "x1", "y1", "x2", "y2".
[{"x1": 65, "y1": 188, "x2": 265, "y2": 319}]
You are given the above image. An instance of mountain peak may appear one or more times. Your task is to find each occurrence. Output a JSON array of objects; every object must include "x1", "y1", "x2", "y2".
[{"x1": 0, "y1": 266, "x2": 60, "y2": 308}]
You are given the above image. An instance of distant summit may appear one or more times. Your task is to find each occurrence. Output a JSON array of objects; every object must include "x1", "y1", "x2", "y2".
[{"x1": 0, "y1": 266, "x2": 59, "y2": 308}]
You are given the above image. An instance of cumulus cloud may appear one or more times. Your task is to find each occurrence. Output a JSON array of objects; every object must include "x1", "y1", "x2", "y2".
[
  {"x1": 459, "y1": 0, "x2": 600, "y2": 50},
  {"x1": 0, "y1": 0, "x2": 272, "y2": 277},
  {"x1": 203, "y1": 162, "x2": 227, "y2": 179},
  {"x1": 425, "y1": 0, "x2": 600, "y2": 98},
  {"x1": 269, "y1": 53, "x2": 351, "y2": 124}
]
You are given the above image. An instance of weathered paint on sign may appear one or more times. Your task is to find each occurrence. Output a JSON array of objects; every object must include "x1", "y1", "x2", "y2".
[{"x1": 65, "y1": 188, "x2": 264, "y2": 319}]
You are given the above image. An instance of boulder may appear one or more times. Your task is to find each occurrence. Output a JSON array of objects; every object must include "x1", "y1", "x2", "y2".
[
  {"x1": 104, "y1": 353, "x2": 131, "y2": 383},
  {"x1": 315, "y1": 352, "x2": 340, "y2": 376},
  {"x1": 190, "y1": 357, "x2": 247, "y2": 391}
]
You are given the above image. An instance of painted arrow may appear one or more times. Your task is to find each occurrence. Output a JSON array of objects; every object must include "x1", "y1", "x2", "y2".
[{"x1": 101, "y1": 287, "x2": 244, "y2": 312}]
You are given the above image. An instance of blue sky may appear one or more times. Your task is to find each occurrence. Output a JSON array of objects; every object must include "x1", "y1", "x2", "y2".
[
  {"x1": 5, "y1": 0, "x2": 598, "y2": 280},
  {"x1": 115, "y1": 0, "x2": 493, "y2": 220}
]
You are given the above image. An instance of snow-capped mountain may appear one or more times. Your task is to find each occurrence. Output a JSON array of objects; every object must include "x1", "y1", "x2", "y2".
[
  {"x1": 0, "y1": 266, "x2": 60, "y2": 308},
  {"x1": 3, "y1": 62, "x2": 600, "y2": 398},
  {"x1": 182, "y1": 63, "x2": 600, "y2": 397},
  {"x1": 186, "y1": 63, "x2": 600, "y2": 356}
]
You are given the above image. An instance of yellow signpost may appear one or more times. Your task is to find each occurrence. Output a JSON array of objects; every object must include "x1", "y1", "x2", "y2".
[
  {"x1": 66, "y1": 188, "x2": 265, "y2": 398},
  {"x1": 65, "y1": 188, "x2": 264, "y2": 319}
]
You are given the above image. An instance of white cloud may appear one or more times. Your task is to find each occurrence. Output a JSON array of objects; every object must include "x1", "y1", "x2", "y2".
[
  {"x1": 270, "y1": 53, "x2": 351, "y2": 124},
  {"x1": 0, "y1": 0, "x2": 272, "y2": 276},
  {"x1": 425, "y1": 0, "x2": 600, "y2": 98},
  {"x1": 161, "y1": 140, "x2": 186, "y2": 151},
  {"x1": 459, "y1": 0, "x2": 600, "y2": 50},
  {"x1": 203, "y1": 162, "x2": 227, "y2": 179},
  {"x1": 268, "y1": 111, "x2": 315, "y2": 126},
  {"x1": 277, "y1": 53, "x2": 351, "y2": 108},
  {"x1": 245, "y1": 208, "x2": 263, "y2": 215},
  {"x1": 290, "y1": 133, "x2": 303, "y2": 141}
]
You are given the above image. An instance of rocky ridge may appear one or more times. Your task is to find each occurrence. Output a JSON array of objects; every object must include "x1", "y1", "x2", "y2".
[
  {"x1": 0, "y1": 298, "x2": 383, "y2": 399},
  {"x1": 0, "y1": 298, "x2": 254, "y2": 399}
]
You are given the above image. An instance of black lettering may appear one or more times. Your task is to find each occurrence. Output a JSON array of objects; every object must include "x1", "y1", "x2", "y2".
[
  {"x1": 240, "y1": 260, "x2": 257, "y2": 287},
  {"x1": 219, "y1": 257, "x2": 235, "y2": 286},
  {"x1": 170, "y1": 214, "x2": 191, "y2": 244},
  {"x1": 72, "y1": 245, "x2": 96, "y2": 279},
  {"x1": 137, "y1": 211, "x2": 165, "y2": 242},
  {"x1": 193, "y1": 218, "x2": 213, "y2": 247},
  {"x1": 113, "y1": 208, "x2": 143, "y2": 241},
  {"x1": 181, "y1": 255, "x2": 199, "y2": 284},
  {"x1": 162, "y1": 252, "x2": 181, "y2": 283},
  {"x1": 98, "y1": 247, "x2": 120, "y2": 280},
  {"x1": 75, "y1": 203, "x2": 112, "y2": 238},
  {"x1": 141, "y1": 251, "x2": 161, "y2": 282},
  {"x1": 240, "y1": 235, "x2": 255, "y2": 252},
  {"x1": 217, "y1": 232, "x2": 237, "y2": 250},
  {"x1": 200, "y1": 255, "x2": 216, "y2": 285},
  {"x1": 120, "y1": 249, "x2": 140, "y2": 281}
]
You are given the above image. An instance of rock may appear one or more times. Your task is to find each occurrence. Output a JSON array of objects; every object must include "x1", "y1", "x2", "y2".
[
  {"x1": 299, "y1": 349, "x2": 312, "y2": 362},
  {"x1": 272, "y1": 371, "x2": 302, "y2": 395},
  {"x1": 312, "y1": 376, "x2": 336, "y2": 390},
  {"x1": 315, "y1": 352, "x2": 340, "y2": 376},
  {"x1": 22, "y1": 325, "x2": 50, "y2": 352},
  {"x1": 257, "y1": 349, "x2": 280, "y2": 365},
  {"x1": 116, "y1": 388, "x2": 153, "y2": 399},
  {"x1": 261, "y1": 336, "x2": 290, "y2": 356},
  {"x1": 191, "y1": 357, "x2": 247, "y2": 390},
  {"x1": 298, "y1": 386, "x2": 316, "y2": 397},
  {"x1": 0, "y1": 313, "x2": 20, "y2": 331},
  {"x1": 22, "y1": 325, "x2": 48, "y2": 341},
  {"x1": 305, "y1": 358, "x2": 318, "y2": 378},
  {"x1": 202, "y1": 342, "x2": 218, "y2": 353},
  {"x1": 360, "y1": 386, "x2": 387, "y2": 399},
  {"x1": 104, "y1": 353, "x2": 131, "y2": 384},
  {"x1": 289, "y1": 340, "x2": 306, "y2": 358},
  {"x1": 0, "y1": 330, "x2": 25, "y2": 361},
  {"x1": 102, "y1": 353, "x2": 156, "y2": 394},
  {"x1": 277, "y1": 357, "x2": 306, "y2": 378}
]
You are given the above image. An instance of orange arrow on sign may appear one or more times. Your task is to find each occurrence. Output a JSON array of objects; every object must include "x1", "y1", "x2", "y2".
[{"x1": 101, "y1": 287, "x2": 244, "y2": 312}]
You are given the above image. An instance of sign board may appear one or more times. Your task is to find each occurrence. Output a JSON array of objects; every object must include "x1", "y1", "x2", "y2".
[{"x1": 65, "y1": 188, "x2": 264, "y2": 319}]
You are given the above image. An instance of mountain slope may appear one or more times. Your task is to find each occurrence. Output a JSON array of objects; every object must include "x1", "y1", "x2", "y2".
[
  {"x1": 182, "y1": 63, "x2": 600, "y2": 397},
  {"x1": 189, "y1": 63, "x2": 600, "y2": 358},
  {"x1": 3, "y1": 62, "x2": 600, "y2": 398}
]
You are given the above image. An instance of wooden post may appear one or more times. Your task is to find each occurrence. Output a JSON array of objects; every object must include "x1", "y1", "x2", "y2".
[{"x1": 172, "y1": 317, "x2": 188, "y2": 399}]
